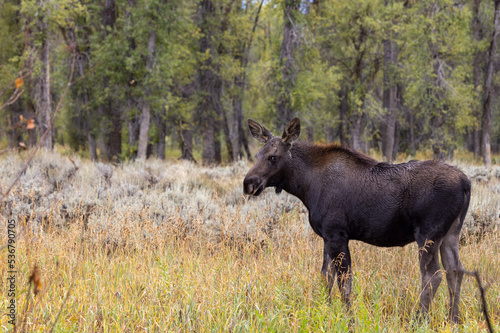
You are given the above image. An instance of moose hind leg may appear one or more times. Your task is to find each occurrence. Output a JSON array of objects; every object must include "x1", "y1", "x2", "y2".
[
  {"x1": 418, "y1": 238, "x2": 443, "y2": 317},
  {"x1": 440, "y1": 220, "x2": 464, "y2": 323}
]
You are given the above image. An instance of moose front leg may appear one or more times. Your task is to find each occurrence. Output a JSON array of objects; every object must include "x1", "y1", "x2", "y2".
[{"x1": 322, "y1": 238, "x2": 352, "y2": 308}]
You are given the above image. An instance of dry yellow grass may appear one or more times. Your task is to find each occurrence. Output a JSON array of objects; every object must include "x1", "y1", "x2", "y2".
[{"x1": 0, "y1": 151, "x2": 499, "y2": 332}]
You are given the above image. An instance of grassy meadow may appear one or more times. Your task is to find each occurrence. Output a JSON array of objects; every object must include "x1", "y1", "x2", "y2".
[{"x1": 1, "y1": 150, "x2": 500, "y2": 332}]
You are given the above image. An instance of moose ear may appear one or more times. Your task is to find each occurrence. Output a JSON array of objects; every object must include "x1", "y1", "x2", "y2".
[
  {"x1": 282, "y1": 118, "x2": 300, "y2": 144},
  {"x1": 248, "y1": 119, "x2": 273, "y2": 143}
]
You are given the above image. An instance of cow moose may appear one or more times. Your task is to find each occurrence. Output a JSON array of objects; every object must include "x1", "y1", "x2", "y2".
[{"x1": 243, "y1": 118, "x2": 471, "y2": 323}]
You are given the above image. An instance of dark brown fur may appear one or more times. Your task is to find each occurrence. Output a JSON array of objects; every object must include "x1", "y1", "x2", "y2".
[{"x1": 244, "y1": 118, "x2": 471, "y2": 323}]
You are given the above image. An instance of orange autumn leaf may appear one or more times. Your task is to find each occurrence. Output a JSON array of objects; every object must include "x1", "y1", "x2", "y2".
[
  {"x1": 27, "y1": 118, "x2": 36, "y2": 129},
  {"x1": 14, "y1": 77, "x2": 23, "y2": 89},
  {"x1": 19, "y1": 115, "x2": 24, "y2": 122}
]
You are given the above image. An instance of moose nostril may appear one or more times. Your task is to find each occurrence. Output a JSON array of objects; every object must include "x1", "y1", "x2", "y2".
[{"x1": 243, "y1": 176, "x2": 258, "y2": 194}]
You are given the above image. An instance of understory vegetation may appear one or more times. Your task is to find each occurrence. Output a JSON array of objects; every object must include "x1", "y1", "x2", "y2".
[{"x1": 1, "y1": 150, "x2": 499, "y2": 332}]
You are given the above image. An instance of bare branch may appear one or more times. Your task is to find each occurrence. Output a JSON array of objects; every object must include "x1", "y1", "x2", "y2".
[{"x1": 462, "y1": 269, "x2": 494, "y2": 333}]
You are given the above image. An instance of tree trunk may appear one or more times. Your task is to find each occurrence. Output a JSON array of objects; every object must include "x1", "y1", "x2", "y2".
[
  {"x1": 231, "y1": 92, "x2": 242, "y2": 160},
  {"x1": 128, "y1": 113, "x2": 139, "y2": 158},
  {"x1": 408, "y1": 108, "x2": 416, "y2": 154},
  {"x1": 197, "y1": 0, "x2": 222, "y2": 165},
  {"x1": 481, "y1": 0, "x2": 500, "y2": 167},
  {"x1": 101, "y1": 102, "x2": 122, "y2": 161},
  {"x1": 137, "y1": 30, "x2": 156, "y2": 160},
  {"x1": 381, "y1": 39, "x2": 398, "y2": 162},
  {"x1": 276, "y1": 0, "x2": 300, "y2": 128},
  {"x1": 472, "y1": 0, "x2": 483, "y2": 158},
  {"x1": 351, "y1": 116, "x2": 364, "y2": 151},
  {"x1": 338, "y1": 84, "x2": 348, "y2": 145},
  {"x1": 221, "y1": 108, "x2": 233, "y2": 161},
  {"x1": 88, "y1": 133, "x2": 98, "y2": 161},
  {"x1": 179, "y1": 121, "x2": 195, "y2": 162},
  {"x1": 326, "y1": 125, "x2": 334, "y2": 143},
  {"x1": 39, "y1": 20, "x2": 52, "y2": 150},
  {"x1": 230, "y1": 0, "x2": 263, "y2": 161},
  {"x1": 202, "y1": 116, "x2": 217, "y2": 164},
  {"x1": 156, "y1": 107, "x2": 166, "y2": 160},
  {"x1": 99, "y1": 0, "x2": 120, "y2": 161}
]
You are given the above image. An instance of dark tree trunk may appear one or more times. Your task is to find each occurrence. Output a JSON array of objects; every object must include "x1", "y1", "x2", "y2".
[
  {"x1": 231, "y1": 91, "x2": 243, "y2": 160},
  {"x1": 202, "y1": 117, "x2": 218, "y2": 164},
  {"x1": 179, "y1": 121, "x2": 195, "y2": 162},
  {"x1": 221, "y1": 108, "x2": 233, "y2": 161},
  {"x1": 408, "y1": 108, "x2": 416, "y2": 154},
  {"x1": 99, "y1": 0, "x2": 121, "y2": 161},
  {"x1": 100, "y1": 103, "x2": 122, "y2": 161},
  {"x1": 326, "y1": 125, "x2": 334, "y2": 143},
  {"x1": 230, "y1": 0, "x2": 263, "y2": 161},
  {"x1": 137, "y1": 30, "x2": 156, "y2": 160},
  {"x1": 156, "y1": 107, "x2": 166, "y2": 160},
  {"x1": 88, "y1": 133, "x2": 97, "y2": 161},
  {"x1": 338, "y1": 84, "x2": 348, "y2": 145},
  {"x1": 481, "y1": 0, "x2": 500, "y2": 167},
  {"x1": 197, "y1": 0, "x2": 222, "y2": 165},
  {"x1": 7, "y1": 111, "x2": 22, "y2": 149},
  {"x1": 128, "y1": 114, "x2": 139, "y2": 158},
  {"x1": 276, "y1": 0, "x2": 300, "y2": 128},
  {"x1": 381, "y1": 39, "x2": 398, "y2": 162},
  {"x1": 472, "y1": 0, "x2": 483, "y2": 158},
  {"x1": 38, "y1": 19, "x2": 52, "y2": 150},
  {"x1": 181, "y1": 129, "x2": 194, "y2": 161}
]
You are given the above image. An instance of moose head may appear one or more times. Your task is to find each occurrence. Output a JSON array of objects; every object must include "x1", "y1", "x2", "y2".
[{"x1": 243, "y1": 118, "x2": 300, "y2": 196}]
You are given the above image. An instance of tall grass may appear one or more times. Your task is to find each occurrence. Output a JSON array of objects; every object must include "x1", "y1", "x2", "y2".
[{"x1": 1, "y1": 151, "x2": 499, "y2": 332}]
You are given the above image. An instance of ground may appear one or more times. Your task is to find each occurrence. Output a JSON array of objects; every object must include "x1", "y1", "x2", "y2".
[{"x1": 0, "y1": 151, "x2": 499, "y2": 332}]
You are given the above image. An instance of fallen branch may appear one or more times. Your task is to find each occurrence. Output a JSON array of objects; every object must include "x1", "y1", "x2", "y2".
[{"x1": 463, "y1": 269, "x2": 494, "y2": 333}]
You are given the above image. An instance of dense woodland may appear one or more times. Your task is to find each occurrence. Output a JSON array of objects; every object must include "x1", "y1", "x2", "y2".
[{"x1": 1, "y1": 0, "x2": 500, "y2": 165}]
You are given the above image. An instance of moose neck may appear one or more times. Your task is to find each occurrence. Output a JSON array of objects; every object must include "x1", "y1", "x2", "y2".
[{"x1": 280, "y1": 142, "x2": 377, "y2": 210}]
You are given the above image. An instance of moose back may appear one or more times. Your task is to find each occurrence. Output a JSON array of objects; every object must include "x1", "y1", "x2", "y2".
[{"x1": 243, "y1": 118, "x2": 471, "y2": 323}]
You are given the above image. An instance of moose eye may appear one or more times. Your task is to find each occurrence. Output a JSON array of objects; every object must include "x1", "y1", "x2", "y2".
[{"x1": 268, "y1": 156, "x2": 277, "y2": 163}]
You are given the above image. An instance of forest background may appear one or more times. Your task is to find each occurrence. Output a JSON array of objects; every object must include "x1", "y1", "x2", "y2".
[{"x1": 1, "y1": 0, "x2": 500, "y2": 166}]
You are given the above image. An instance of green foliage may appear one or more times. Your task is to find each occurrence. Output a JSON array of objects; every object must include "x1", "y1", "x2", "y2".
[{"x1": 0, "y1": 0, "x2": 499, "y2": 160}]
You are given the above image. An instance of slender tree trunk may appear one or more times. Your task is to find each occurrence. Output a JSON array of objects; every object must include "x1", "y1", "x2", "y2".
[
  {"x1": 472, "y1": 0, "x2": 483, "y2": 158},
  {"x1": 230, "y1": 0, "x2": 263, "y2": 161},
  {"x1": 104, "y1": 102, "x2": 122, "y2": 161},
  {"x1": 231, "y1": 92, "x2": 242, "y2": 160},
  {"x1": 221, "y1": 108, "x2": 233, "y2": 161},
  {"x1": 179, "y1": 120, "x2": 195, "y2": 162},
  {"x1": 88, "y1": 133, "x2": 98, "y2": 161},
  {"x1": 137, "y1": 30, "x2": 156, "y2": 160},
  {"x1": 481, "y1": 0, "x2": 500, "y2": 167},
  {"x1": 408, "y1": 108, "x2": 416, "y2": 154},
  {"x1": 128, "y1": 111, "x2": 139, "y2": 157},
  {"x1": 156, "y1": 107, "x2": 166, "y2": 160},
  {"x1": 276, "y1": 0, "x2": 300, "y2": 128},
  {"x1": 39, "y1": 20, "x2": 52, "y2": 150},
  {"x1": 382, "y1": 38, "x2": 398, "y2": 162},
  {"x1": 351, "y1": 116, "x2": 364, "y2": 151},
  {"x1": 326, "y1": 125, "x2": 334, "y2": 143},
  {"x1": 338, "y1": 84, "x2": 348, "y2": 145}
]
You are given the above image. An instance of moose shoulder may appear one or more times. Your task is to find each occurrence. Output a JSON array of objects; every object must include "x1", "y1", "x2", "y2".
[{"x1": 243, "y1": 118, "x2": 471, "y2": 323}]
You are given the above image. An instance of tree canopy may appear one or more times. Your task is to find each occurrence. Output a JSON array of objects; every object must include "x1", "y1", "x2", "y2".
[{"x1": 1, "y1": 0, "x2": 499, "y2": 164}]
